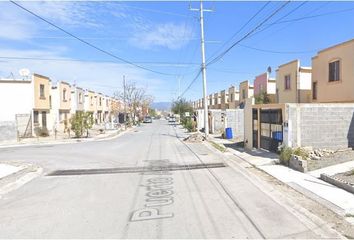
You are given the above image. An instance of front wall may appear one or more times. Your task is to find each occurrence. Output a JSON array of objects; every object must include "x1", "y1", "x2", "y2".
[
  {"x1": 254, "y1": 73, "x2": 267, "y2": 96},
  {"x1": 286, "y1": 103, "x2": 354, "y2": 150},
  {"x1": 276, "y1": 61, "x2": 299, "y2": 103},
  {"x1": 59, "y1": 83, "x2": 71, "y2": 110},
  {"x1": 33, "y1": 75, "x2": 50, "y2": 110},
  {"x1": 312, "y1": 41, "x2": 354, "y2": 103}
]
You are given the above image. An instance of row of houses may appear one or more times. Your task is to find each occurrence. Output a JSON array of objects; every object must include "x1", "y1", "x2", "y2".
[
  {"x1": 192, "y1": 38, "x2": 354, "y2": 153},
  {"x1": 0, "y1": 73, "x2": 125, "y2": 140},
  {"x1": 193, "y1": 38, "x2": 354, "y2": 109}
]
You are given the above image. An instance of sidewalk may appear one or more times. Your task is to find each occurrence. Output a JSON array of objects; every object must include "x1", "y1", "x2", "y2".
[
  {"x1": 0, "y1": 127, "x2": 127, "y2": 149},
  {"x1": 208, "y1": 135, "x2": 354, "y2": 223}
]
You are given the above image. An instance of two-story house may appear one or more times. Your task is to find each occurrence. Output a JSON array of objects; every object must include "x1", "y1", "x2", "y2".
[
  {"x1": 213, "y1": 92, "x2": 221, "y2": 109},
  {"x1": 96, "y1": 93, "x2": 104, "y2": 124},
  {"x1": 312, "y1": 38, "x2": 354, "y2": 103},
  {"x1": 254, "y1": 72, "x2": 276, "y2": 103},
  {"x1": 276, "y1": 60, "x2": 312, "y2": 103},
  {"x1": 51, "y1": 81, "x2": 71, "y2": 132},
  {"x1": 0, "y1": 73, "x2": 52, "y2": 137},
  {"x1": 220, "y1": 90, "x2": 229, "y2": 110},
  {"x1": 70, "y1": 85, "x2": 85, "y2": 114},
  {"x1": 228, "y1": 85, "x2": 239, "y2": 109},
  {"x1": 239, "y1": 80, "x2": 254, "y2": 106}
]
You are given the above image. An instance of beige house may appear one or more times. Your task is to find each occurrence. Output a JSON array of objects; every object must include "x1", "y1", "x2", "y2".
[
  {"x1": 276, "y1": 60, "x2": 312, "y2": 103},
  {"x1": 228, "y1": 85, "x2": 239, "y2": 109},
  {"x1": 208, "y1": 94, "x2": 214, "y2": 109},
  {"x1": 84, "y1": 90, "x2": 96, "y2": 114},
  {"x1": 71, "y1": 85, "x2": 85, "y2": 114},
  {"x1": 103, "y1": 95, "x2": 111, "y2": 122},
  {"x1": 220, "y1": 90, "x2": 228, "y2": 110},
  {"x1": 239, "y1": 80, "x2": 254, "y2": 106},
  {"x1": 51, "y1": 81, "x2": 71, "y2": 132},
  {"x1": 312, "y1": 38, "x2": 354, "y2": 103},
  {"x1": 0, "y1": 73, "x2": 52, "y2": 137},
  {"x1": 213, "y1": 92, "x2": 221, "y2": 109}
]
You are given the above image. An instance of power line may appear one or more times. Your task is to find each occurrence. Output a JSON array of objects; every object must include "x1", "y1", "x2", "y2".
[
  {"x1": 239, "y1": 44, "x2": 318, "y2": 54},
  {"x1": 178, "y1": 68, "x2": 202, "y2": 99},
  {"x1": 10, "y1": 0, "x2": 176, "y2": 76},
  {"x1": 0, "y1": 56, "x2": 200, "y2": 66},
  {"x1": 206, "y1": 1, "x2": 291, "y2": 66},
  {"x1": 207, "y1": 1, "x2": 270, "y2": 62},
  {"x1": 264, "y1": 5, "x2": 354, "y2": 26}
]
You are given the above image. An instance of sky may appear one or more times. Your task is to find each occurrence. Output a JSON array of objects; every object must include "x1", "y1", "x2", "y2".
[{"x1": 0, "y1": 1, "x2": 354, "y2": 102}]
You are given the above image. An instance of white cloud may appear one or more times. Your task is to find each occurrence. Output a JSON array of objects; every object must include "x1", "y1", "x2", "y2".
[
  {"x1": 0, "y1": 48, "x2": 170, "y2": 101},
  {"x1": 130, "y1": 22, "x2": 195, "y2": 50}
]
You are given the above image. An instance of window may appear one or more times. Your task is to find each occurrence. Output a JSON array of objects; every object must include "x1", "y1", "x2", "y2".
[
  {"x1": 99, "y1": 97, "x2": 102, "y2": 106},
  {"x1": 312, "y1": 82, "x2": 317, "y2": 100},
  {"x1": 39, "y1": 84, "x2": 45, "y2": 99},
  {"x1": 329, "y1": 60, "x2": 340, "y2": 82},
  {"x1": 284, "y1": 75, "x2": 291, "y2": 90},
  {"x1": 63, "y1": 89, "x2": 67, "y2": 101},
  {"x1": 79, "y1": 93, "x2": 83, "y2": 104},
  {"x1": 33, "y1": 111, "x2": 39, "y2": 124},
  {"x1": 90, "y1": 96, "x2": 93, "y2": 106},
  {"x1": 242, "y1": 89, "x2": 246, "y2": 99}
]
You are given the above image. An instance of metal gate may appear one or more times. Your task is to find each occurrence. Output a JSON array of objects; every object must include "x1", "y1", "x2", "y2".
[{"x1": 260, "y1": 109, "x2": 283, "y2": 152}]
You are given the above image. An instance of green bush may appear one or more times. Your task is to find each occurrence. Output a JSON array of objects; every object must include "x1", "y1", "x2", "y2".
[
  {"x1": 70, "y1": 111, "x2": 94, "y2": 138},
  {"x1": 279, "y1": 146, "x2": 293, "y2": 165},
  {"x1": 293, "y1": 147, "x2": 309, "y2": 159}
]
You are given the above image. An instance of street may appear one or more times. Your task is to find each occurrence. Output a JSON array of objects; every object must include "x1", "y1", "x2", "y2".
[{"x1": 0, "y1": 120, "x2": 340, "y2": 238}]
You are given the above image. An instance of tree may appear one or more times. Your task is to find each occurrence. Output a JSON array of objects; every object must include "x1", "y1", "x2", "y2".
[
  {"x1": 70, "y1": 111, "x2": 94, "y2": 138},
  {"x1": 171, "y1": 98, "x2": 193, "y2": 116},
  {"x1": 255, "y1": 91, "x2": 271, "y2": 104},
  {"x1": 114, "y1": 81, "x2": 153, "y2": 125}
]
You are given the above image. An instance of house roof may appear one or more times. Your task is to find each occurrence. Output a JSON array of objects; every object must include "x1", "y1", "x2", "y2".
[
  {"x1": 317, "y1": 38, "x2": 354, "y2": 54},
  {"x1": 277, "y1": 59, "x2": 299, "y2": 69}
]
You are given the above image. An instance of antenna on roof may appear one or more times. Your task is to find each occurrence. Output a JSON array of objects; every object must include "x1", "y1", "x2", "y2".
[{"x1": 19, "y1": 68, "x2": 30, "y2": 80}]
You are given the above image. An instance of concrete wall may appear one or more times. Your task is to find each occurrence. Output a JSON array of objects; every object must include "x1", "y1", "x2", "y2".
[
  {"x1": 226, "y1": 109, "x2": 244, "y2": 140},
  {"x1": 285, "y1": 103, "x2": 354, "y2": 150},
  {"x1": 0, "y1": 121, "x2": 17, "y2": 142},
  {"x1": 244, "y1": 98, "x2": 254, "y2": 150}
]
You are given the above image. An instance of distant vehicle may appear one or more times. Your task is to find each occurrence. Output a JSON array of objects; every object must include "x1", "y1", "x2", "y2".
[
  {"x1": 168, "y1": 117, "x2": 176, "y2": 123},
  {"x1": 143, "y1": 116, "x2": 152, "y2": 123}
]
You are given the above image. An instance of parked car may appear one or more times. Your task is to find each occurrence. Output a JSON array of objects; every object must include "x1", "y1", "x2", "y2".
[
  {"x1": 168, "y1": 117, "x2": 176, "y2": 123},
  {"x1": 143, "y1": 116, "x2": 152, "y2": 123}
]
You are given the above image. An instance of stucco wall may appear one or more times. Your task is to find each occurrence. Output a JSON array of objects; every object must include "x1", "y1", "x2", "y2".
[
  {"x1": 312, "y1": 39, "x2": 354, "y2": 103},
  {"x1": 254, "y1": 73, "x2": 267, "y2": 96},
  {"x1": 276, "y1": 60, "x2": 299, "y2": 103},
  {"x1": 33, "y1": 74, "x2": 51, "y2": 110},
  {"x1": 285, "y1": 103, "x2": 354, "y2": 150},
  {"x1": 0, "y1": 81, "x2": 33, "y2": 121}
]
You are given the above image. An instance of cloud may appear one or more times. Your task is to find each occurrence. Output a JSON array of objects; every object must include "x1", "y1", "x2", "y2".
[
  {"x1": 0, "y1": 48, "x2": 170, "y2": 101},
  {"x1": 0, "y1": 1, "x2": 100, "y2": 41},
  {"x1": 130, "y1": 22, "x2": 195, "y2": 50}
]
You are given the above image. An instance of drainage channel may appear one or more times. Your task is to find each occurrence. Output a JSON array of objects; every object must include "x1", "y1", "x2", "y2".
[{"x1": 47, "y1": 162, "x2": 227, "y2": 176}]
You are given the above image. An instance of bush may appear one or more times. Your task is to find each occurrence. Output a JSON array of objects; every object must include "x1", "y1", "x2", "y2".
[
  {"x1": 181, "y1": 118, "x2": 195, "y2": 132},
  {"x1": 279, "y1": 146, "x2": 293, "y2": 165},
  {"x1": 293, "y1": 147, "x2": 309, "y2": 159},
  {"x1": 70, "y1": 112, "x2": 94, "y2": 138}
]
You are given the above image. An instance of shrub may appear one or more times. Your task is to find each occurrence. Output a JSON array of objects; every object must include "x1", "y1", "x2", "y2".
[
  {"x1": 70, "y1": 111, "x2": 94, "y2": 138},
  {"x1": 293, "y1": 147, "x2": 309, "y2": 159},
  {"x1": 279, "y1": 146, "x2": 293, "y2": 165}
]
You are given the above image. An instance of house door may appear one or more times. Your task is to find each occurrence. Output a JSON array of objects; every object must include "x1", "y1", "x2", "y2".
[
  {"x1": 260, "y1": 109, "x2": 283, "y2": 152},
  {"x1": 41, "y1": 111, "x2": 47, "y2": 128}
]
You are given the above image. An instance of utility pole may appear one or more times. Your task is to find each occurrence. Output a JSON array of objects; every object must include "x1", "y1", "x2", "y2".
[
  {"x1": 190, "y1": 0, "x2": 211, "y2": 139},
  {"x1": 123, "y1": 75, "x2": 127, "y2": 130}
]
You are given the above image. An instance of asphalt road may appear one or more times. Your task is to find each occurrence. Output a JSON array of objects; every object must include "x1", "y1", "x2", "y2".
[{"x1": 0, "y1": 120, "x2": 341, "y2": 238}]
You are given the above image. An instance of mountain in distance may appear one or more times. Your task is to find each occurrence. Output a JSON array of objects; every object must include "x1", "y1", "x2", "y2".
[{"x1": 151, "y1": 102, "x2": 171, "y2": 111}]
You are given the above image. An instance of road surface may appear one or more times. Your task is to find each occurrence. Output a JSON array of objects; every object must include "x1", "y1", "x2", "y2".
[{"x1": 0, "y1": 120, "x2": 340, "y2": 238}]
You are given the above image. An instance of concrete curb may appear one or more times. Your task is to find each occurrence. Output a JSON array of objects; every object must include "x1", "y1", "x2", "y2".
[
  {"x1": 0, "y1": 127, "x2": 134, "y2": 149},
  {"x1": 321, "y1": 173, "x2": 354, "y2": 195},
  {"x1": 0, "y1": 164, "x2": 43, "y2": 198}
]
